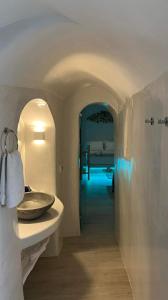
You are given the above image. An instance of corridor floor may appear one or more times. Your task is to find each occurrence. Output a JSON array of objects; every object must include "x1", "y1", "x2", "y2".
[
  {"x1": 80, "y1": 167, "x2": 115, "y2": 233},
  {"x1": 24, "y1": 168, "x2": 132, "y2": 300}
]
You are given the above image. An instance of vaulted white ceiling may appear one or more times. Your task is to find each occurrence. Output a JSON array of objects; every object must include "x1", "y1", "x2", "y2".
[{"x1": 0, "y1": 0, "x2": 168, "y2": 101}]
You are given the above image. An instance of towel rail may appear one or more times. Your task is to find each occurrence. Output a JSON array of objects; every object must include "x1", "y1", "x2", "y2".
[{"x1": 0, "y1": 127, "x2": 18, "y2": 154}]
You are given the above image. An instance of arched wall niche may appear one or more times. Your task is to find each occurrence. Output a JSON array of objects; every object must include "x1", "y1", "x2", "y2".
[
  {"x1": 0, "y1": 85, "x2": 64, "y2": 200},
  {"x1": 17, "y1": 98, "x2": 56, "y2": 194}
]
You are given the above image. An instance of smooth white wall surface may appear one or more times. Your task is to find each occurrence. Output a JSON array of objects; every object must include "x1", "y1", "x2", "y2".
[
  {"x1": 25, "y1": 126, "x2": 56, "y2": 193},
  {"x1": 61, "y1": 84, "x2": 118, "y2": 236},
  {"x1": 18, "y1": 118, "x2": 26, "y2": 178},
  {"x1": 116, "y1": 73, "x2": 168, "y2": 300}
]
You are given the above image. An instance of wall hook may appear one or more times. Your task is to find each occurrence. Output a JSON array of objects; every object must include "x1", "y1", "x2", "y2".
[
  {"x1": 145, "y1": 117, "x2": 154, "y2": 125},
  {"x1": 158, "y1": 117, "x2": 168, "y2": 126}
]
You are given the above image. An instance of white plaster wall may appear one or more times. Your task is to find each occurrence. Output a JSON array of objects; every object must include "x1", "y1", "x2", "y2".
[
  {"x1": 25, "y1": 125, "x2": 56, "y2": 194},
  {"x1": 1, "y1": 1, "x2": 168, "y2": 100},
  {"x1": 18, "y1": 118, "x2": 26, "y2": 178},
  {"x1": 61, "y1": 84, "x2": 118, "y2": 236},
  {"x1": 116, "y1": 73, "x2": 168, "y2": 300},
  {"x1": 0, "y1": 85, "x2": 63, "y2": 300}
]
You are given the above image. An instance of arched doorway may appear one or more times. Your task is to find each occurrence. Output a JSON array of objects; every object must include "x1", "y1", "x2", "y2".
[
  {"x1": 79, "y1": 103, "x2": 115, "y2": 234},
  {"x1": 17, "y1": 98, "x2": 56, "y2": 194}
]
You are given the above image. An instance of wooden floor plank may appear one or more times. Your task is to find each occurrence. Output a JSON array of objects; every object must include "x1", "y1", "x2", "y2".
[{"x1": 24, "y1": 234, "x2": 132, "y2": 300}]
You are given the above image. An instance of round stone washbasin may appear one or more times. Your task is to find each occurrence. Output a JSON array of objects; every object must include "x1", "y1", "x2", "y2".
[{"x1": 17, "y1": 192, "x2": 55, "y2": 220}]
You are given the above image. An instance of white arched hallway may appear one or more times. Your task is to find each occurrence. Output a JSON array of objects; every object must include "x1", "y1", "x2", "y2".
[{"x1": 0, "y1": 2, "x2": 168, "y2": 300}]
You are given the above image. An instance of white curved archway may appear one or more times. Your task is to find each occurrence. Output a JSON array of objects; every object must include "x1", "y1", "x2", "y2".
[
  {"x1": 61, "y1": 84, "x2": 119, "y2": 236},
  {"x1": 18, "y1": 98, "x2": 56, "y2": 194}
]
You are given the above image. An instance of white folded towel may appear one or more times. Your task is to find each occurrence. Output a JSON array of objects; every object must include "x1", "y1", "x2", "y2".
[
  {"x1": 0, "y1": 153, "x2": 7, "y2": 206},
  {"x1": 0, "y1": 150, "x2": 24, "y2": 208}
]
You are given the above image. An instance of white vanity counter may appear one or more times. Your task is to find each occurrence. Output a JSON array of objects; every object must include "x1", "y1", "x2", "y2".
[{"x1": 18, "y1": 197, "x2": 64, "y2": 250}]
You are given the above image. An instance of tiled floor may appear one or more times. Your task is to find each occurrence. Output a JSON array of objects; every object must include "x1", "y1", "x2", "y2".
[{"x1": 24, "y1": 168, "x2": 132, "y2": 300}]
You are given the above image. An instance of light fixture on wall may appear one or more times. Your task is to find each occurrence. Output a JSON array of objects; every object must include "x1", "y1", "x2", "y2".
[
  {"x1": 33, "y1": 121, "x2": 45, "y2": 132},
  {"x1": 33, "y1": 121, "x2": 46, "y2": 145},
  {"x1": 33, "y1": 132, "x2": 45, "y2": 144}
]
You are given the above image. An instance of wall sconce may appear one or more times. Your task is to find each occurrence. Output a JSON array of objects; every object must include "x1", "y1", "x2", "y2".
[
  {"x1": 32, "y1": 121, "x2": 46, "y2": 144},
  {"x1": 33, "y1": 131, "x2": 45, "y2": 145}
]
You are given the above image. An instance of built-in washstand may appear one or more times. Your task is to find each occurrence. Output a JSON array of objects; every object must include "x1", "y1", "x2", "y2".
[
  {"x1": 18, "y1": 194, "x2": 64, "y2": 283},
  {"x1": 18, "y1": 194, "x2": 64, "y2": 250}
]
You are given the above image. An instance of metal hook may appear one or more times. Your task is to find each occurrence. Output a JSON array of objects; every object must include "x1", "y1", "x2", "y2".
[
  {"x1": 145, "y1": 117, "x2": 154, "y2": 126},
  {"x1": 158, "y1": 117, "x2": 168, "y2": 127}
]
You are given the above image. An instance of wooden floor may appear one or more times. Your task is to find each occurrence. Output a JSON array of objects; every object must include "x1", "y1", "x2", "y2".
[
  {"x1": 24, "y1": 169, "x2": 132, "y2": 300},
  {"x1": 24, "y1": 232, "x2": 132, "y2": 300}
]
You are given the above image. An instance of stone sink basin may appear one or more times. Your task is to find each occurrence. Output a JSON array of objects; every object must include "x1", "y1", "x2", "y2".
[{"x1": 17, "y1": 192, "x2": 55, "y2": 220}]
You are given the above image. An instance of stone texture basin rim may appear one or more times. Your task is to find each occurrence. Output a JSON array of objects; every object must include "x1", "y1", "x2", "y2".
[{"x1": 17, "y1": 192, "x2": 55, "y2": 220}]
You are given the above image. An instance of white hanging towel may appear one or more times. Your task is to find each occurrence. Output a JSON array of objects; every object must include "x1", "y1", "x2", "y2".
[
  {"x1": 0, "y1": 150, "x2": 25, "y2": 208},
  {"x1": 0, "y1": 153, "x2": 7, "y2": 206}
]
